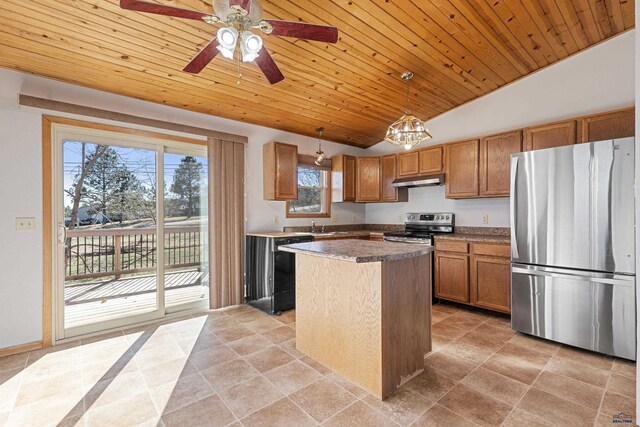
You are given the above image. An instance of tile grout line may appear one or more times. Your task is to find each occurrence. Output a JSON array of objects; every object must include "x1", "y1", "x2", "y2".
[
  {"x1": 497, "y1": 337, "x2": 562, "y2": 427},
  {"x1": 254, "y1": 359, "x2": 322, "y2": 425},
  {"x1": 436, "y1": 318, "x2": 517, "y2": 425},
  {"x1": 593, "y1": 363, "x2": 615, "y2": 427},
  {"x1": 419, "y1": 314, "x2": 487, "y2": 426}
]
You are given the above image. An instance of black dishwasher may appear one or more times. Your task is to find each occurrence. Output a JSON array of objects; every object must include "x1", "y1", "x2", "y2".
[{"x1": 246, "y1": 235, "x2": 313, "y2": 315}]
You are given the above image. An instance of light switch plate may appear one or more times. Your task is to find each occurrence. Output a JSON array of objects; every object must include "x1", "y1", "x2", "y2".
[{"x1": 16, "y1": 217, "x2": 36, "y2": 231}]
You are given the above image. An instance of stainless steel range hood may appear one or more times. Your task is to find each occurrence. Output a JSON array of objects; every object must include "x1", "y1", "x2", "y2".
[{"x1": 391, "y1": 173, "x2": 444, "y2": 188}]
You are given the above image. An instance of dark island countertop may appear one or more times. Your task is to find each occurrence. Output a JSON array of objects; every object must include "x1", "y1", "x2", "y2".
[{"x1": 279, "y1": 239, "x2": 433, "y2": 263}]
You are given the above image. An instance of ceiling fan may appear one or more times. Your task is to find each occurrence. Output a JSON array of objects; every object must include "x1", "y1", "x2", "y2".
[{"x1": 119, "y1": 0, "x2": 339, "y2": 84}]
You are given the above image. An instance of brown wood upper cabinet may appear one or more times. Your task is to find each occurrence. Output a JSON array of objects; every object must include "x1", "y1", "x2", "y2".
[
  {"x1": 579, "y1": 108, "x2": 635, "y2": 143},
  {"x1": 479, "y1": 130, "x2": 522, "y2": 197},
  {"x1": 263, "y1": 141, "x2": 297, "y2": 201},
  {"x1": 381, "y1": 154, "x2": 408, "y2": 202},
  {"x1": 397, "y1": 151, "x2": 419, "y2": 177},
  {"x1": 419, "y1": 147, "x2": 443, "y2": 174},
  {"x1": 332, "y1": 155, "x2": 356, "y2": 202},
  {"x1": 445, "y1": 139, "x2": 480, "y2": 199},
  {"x1": 398, "y1": 146, "x2": 443, "y2": 177},
  {"x1": 356, "y1": 157, "x2": 382, "y2": 202},
  {"x1": 524, "y1": 120, "x2": 577, "y2": 151}
]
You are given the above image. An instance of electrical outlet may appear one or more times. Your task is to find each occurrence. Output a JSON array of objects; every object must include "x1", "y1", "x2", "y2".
[
  {"x1": 16, "y1": 217, "x2": 36, "y2": 231},
  {"x1": 398, "y1": 214, "x2": 403, "y2": 222},
  {"x1": 273, "y1": 215, "x2": 279, "y2": 225},
  {"x1": 331, "y1": 215, "x2": 339, "y2": 223},
  {"x1": 482, "y1": 214, "x2": 489, "y2": 225},
  {"x1": 351, "y1": 215, "x2": 356, "y2": 223}
]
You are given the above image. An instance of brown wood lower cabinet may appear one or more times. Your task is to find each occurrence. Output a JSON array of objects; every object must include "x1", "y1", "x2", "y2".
[
  {"x1": 470, "y1": 255, "x2": 511, "y2": 313},
  {"x1": 435, "y1": 251, "x2": 469, "y2": 303},
  {"x1": 435, "y1": 239, "x2": 511, "y2": 313}
]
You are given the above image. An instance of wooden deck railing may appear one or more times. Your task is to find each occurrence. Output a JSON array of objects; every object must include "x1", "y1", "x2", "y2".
[{"x1": 65, "y1": 226, "x2": 205, "y2": 280}]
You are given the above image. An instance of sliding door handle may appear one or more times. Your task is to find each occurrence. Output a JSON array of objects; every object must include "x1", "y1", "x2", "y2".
[{"x1": 57, "y1": 223, "x2": 68, "y2": 244}]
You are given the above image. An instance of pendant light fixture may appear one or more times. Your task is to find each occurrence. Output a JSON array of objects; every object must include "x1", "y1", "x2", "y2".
[
  {"x1": 384, "y1": 72, "x2": 432, "y2": 150},
  {"x1": 314, "y1": 127, "x2": 326, "y2": 166}
]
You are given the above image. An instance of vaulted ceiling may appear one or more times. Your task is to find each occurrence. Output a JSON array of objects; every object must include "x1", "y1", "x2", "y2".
[{"x1": 0, "y1": 0, "x2": 634, "y2": 147}]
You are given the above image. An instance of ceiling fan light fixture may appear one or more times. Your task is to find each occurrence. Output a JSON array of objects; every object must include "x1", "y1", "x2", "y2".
[
  {"x1": 217, "y1": 26, "x2": 238, "y2": 59},
  {"x1": 241, "y1": 31, "x2": 263, "y2": 62},
  {"x1": 385, "y1": 72, "x2": 432, "y2": 150}
]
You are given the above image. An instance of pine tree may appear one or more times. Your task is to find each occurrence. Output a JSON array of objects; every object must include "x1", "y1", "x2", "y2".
[{"x1": 170, "y1": 156, "x2": 203, "y2": 217}]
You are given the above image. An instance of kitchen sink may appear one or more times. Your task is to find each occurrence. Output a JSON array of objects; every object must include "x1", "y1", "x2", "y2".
[{"x1": 294, "y1": 232, "x2": 336, "y2": 236}]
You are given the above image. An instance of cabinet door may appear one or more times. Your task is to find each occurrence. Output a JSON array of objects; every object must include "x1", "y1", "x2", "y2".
[
  {"x1": 343, "y1": 155, "x2": 356, "y2": 202},
  {"x1": 524, "y1": 120, "x2": 576, "y2": 151},
  {"x1": 579, "y1": 108, "x2": 635, "y2": 143},
  {"x1": 419, "y1": 147, "x2": 443, "y2": 174},
  {"x1": 435, "y1": 252, "x2": 469, "y2": 303},
  {"x1": 263, "y1": 141, "x2": 297, "y2": 201},
  {"x1": 274, "y1": 143, "x2": 298, "y2": 200},
  {"x1": 470, "y1": 255, "x2": 511, "y2": 313},
  {"x1": 445, "y1": 140, "x2": 479, "y2": 198},
  {"x1": 381, "y1": 155, "x2": 408, "y2": 202},
  {"x1": 479, "y1": 131, "x2": 522, "y2": 197},
  {"x1": 397, "y1": 151, "x2": 420, "y2": 177},
  {"x1": 381, "y1": 154, "x2": 397, "y2": 201},
  {"x1": 356, "y1": 157, "x2": 381, "y2": 202}
]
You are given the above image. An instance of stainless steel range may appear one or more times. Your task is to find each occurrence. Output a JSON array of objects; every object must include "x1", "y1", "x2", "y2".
[{"x1": 384, "y1": 212, "x2": 455, "y2": 245}]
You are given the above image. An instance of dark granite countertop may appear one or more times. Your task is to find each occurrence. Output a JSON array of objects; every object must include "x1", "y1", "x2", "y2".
[
  {"x1": 279, "y1": 239, "x2": 433, "y2": 263},
  {"x1": 435, "y1": 233, "x2": 511, "y2": 244}
]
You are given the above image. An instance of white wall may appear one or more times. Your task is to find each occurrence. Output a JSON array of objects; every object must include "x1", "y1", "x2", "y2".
[
  {"x1": 0, "y1": 69, "x2": 366, "y2": 348},
  {"x1": 635, "y1": 0, "x2": 639, "y2": 420},
  {"x1": 0, "y1": 101, "x2": 44, "y2": 348},
  {"x1": 366, "y1": 31, "x2": 636, "y2": 227}
]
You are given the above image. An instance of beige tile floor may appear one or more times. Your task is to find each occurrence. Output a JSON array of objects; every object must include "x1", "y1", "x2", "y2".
[{"x1": 0, "y1": 303, "x2": 635, "y2": 426}]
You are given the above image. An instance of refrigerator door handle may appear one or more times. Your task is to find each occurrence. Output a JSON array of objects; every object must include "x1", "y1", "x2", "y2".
[
  {"x1": 510, "y1": 156, "x2": 519, "y2": 259},
  {"x1": 512, "y1": 265, "x2": 634, "y2": 286}
]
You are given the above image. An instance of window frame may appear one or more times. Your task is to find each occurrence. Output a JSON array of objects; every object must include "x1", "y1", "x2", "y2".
[{"x1": 286, "y1": 166, "x2": 332, "y2": 219}]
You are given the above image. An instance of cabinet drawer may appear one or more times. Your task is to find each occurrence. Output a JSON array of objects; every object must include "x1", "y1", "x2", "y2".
[
  {"x1": 471, "y1": 243, "x2": 510, "y2": 258},
  {"x1": 435, "y1": 240, "x2": 469, "y2": 253}
]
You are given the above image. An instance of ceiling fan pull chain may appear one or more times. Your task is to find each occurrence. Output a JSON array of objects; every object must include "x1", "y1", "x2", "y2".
[{"x1": 237, "y1": 53, "x2": 242, "y2": 85}]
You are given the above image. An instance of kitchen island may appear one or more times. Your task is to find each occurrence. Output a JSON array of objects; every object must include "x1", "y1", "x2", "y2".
[{"x1": 279, "y1": 239, "x2": 433, "y2": 399}]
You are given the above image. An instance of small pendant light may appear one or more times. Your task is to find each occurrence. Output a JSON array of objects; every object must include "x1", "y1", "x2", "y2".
[
  {"x1": 314, "y1": 127, "x2": 326, "y2": 166},
  {"x1": 384, "y1": 72, "x2": 432, "y2": 150}
]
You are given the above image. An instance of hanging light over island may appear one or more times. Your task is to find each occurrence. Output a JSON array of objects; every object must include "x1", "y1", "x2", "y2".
[{"x1": 384, "y1": 72, "x2": 432, "y2": 150}]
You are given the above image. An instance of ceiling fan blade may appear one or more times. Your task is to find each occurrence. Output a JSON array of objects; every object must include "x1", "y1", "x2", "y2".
[
  {"x1": 228, "y1": 0, "x2": 251, "y2": 14},
  {"x1": 265, "y1": 20, "x2": 338, "y2": 43},
  {"x1": 254, "y1": 47, "x2": 285, "y2": 84},
  {"x1": 120, "y1": 0, "x2": 212, "y2": 21},
  {"x1": 183, "y1": 38, "x2": 220, "y2": 74}
]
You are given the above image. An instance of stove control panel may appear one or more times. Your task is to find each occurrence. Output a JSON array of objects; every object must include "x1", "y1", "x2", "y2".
[{"x1": 405, "y1": 212, "x2": 454, "y2": 225}]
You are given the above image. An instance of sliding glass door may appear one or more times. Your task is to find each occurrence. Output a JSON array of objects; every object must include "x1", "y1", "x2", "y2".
[
  {"x1": 53, "y1": 125, "x2": 208, "y2": 340},
  {"x1": 163, "y1": 150, "x2": 209, "y2": 311}
]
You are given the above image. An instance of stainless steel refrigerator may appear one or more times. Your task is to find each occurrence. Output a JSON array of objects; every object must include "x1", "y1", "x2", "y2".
[{"x1": 510, "y1": 137, "x2": 636, "y2": 360}]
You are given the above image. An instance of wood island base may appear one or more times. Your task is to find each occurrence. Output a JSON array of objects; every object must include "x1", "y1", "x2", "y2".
[{"x1": 294, "y1": 253, "x2": 432, "y2": 399}]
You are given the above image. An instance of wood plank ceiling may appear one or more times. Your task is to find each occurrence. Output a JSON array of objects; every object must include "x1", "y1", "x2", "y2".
[{"x1": 0, "y1": 0, "x2": 634, "y2": 147}]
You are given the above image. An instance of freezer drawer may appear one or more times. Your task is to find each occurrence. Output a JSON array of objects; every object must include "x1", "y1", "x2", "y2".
[{"x1": 511, "y1": 264, "x2": 636, "y2": 360}]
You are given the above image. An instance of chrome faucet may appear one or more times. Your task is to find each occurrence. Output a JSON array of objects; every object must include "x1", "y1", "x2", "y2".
[{"x1": 311, "y1": 221, "x2": 316, "y2": 233}]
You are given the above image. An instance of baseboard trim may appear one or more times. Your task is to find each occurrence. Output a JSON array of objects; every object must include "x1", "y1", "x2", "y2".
[{"x1": 0, "y1": 341, "x2": 43, "y2": 358}]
